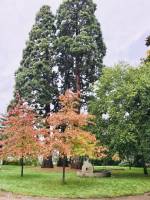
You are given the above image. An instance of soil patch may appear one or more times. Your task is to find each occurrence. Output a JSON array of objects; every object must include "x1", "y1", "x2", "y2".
[{"x1": 0, "y1": 192, "x2": 150, "y2": 200}]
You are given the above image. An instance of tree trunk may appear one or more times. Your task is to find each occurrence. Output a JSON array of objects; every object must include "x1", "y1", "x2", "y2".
[
  {"x1": 143, "y1": 165, "x2": 148, "y2": 175},
  {"x1": 20, "y1": 157, "x2": 24, "y2": 177},
  {"x1": 70, "y1": 156, "x2": 83, "y2": 169},
  {"x1": 75, "y1": 58, "x2": 82, "y2": 115},
  {"x1": 128, "y1": 159, "x2": 132, "y2": 170},
  {"x1": 42, "y1": 104, "x2": 54, "y2": 168},
  {"x1": 76, "y1": 67, "x2": 81, "y2": 94},
  {"x1": 44, "y1": 104, "x2": 50, "y2": 116},
  {"x1": 62, "y1": 156, "x2": 66, "y2": 184},
  {"x1": 141, "y1": 155, "x2": 148, "y2": 175},
  {"x1": 41, "y1": 156, "x2": 53, "y2": 168},
  {"x1": 57, "y1": 156, "x2": 69, "y2": 167}
]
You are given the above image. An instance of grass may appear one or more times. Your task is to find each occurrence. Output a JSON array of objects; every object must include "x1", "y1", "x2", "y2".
[{"x1": 0, "y1": 165, "x2": 150, "y2": 198}]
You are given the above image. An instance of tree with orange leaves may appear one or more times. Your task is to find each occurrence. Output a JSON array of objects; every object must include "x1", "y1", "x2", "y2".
[
  {"x1": 0, "y1": 97, "x2": 40, "y2": 177},
  {"x1": 41, "y1": 90, "x2": 107, "y2": 183}
]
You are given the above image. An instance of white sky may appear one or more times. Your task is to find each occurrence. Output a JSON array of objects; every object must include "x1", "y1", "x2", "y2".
[{"x1": 0, "y1": 0, "x2": 150, "y2": 114}]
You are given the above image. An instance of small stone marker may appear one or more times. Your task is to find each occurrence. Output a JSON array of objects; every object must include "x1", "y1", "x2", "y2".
[
  {"x1": 82, "y1": 160, "x2": 93, "y2": 174},
  {"x1": 77, "y1": 159, "x2": 111, "y2": 177},
  {"x1": 77, "y1": 160, "x2": 94, "y2": 177}
]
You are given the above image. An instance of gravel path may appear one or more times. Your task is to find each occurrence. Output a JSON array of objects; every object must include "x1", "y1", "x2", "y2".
[{"x1": 0, "y1": 192, "x2": 150, "y2": 200}]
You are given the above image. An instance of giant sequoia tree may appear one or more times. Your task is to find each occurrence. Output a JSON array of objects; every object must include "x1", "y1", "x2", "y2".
[
  {"x1": 14, "y1": 1, "x2": 106, "y2": 111},
  {"x1": 13, "y1": 1, "x2": 106, "y2": 168},
  {"x1": 55, "y1": 0, "x2": 106, "y2": 106},
  {"x1": 15, "y1": 5, "x2": 58, "y2": 115}
]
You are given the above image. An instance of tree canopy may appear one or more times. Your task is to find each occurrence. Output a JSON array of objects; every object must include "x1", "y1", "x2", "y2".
[
  {"x1": 14, "y1": 1, "x2": 106, "y2": 114},
  {"x1": 41, "y1": 90, "x2": 107, "y2": 182},
  {"x1": 15, "y1": 5, "x2": 58, "y2": 115},
  {"x1": 89, "y1": 63, "x2": 150, "y2": 174},
  {"x1": 0, "y1": 98, "x2": 40, "y2": 176},
  {"x1": 55, "y1": 0, "x2": 106, "y2": 106}
]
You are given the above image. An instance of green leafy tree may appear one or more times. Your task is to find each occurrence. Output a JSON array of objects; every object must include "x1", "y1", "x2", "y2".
[
  {"x1": 15, "y1": 5, "x2": 58, "y2": 115},
  {"x1": 146, "y1": 35, "x2": 150, "y2": 46},
  {"x1": 54, "y1": 0, "x2": 106, "y2": 106},
  {"x1": 145, "y1": 35, "x2": 150, "y2": 63},
  {"x1": 89, "y1": 63, "x2": 150, "y2": 175}
]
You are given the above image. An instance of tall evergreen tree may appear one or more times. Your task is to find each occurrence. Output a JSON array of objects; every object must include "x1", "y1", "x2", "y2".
[
  {"x1": 54, "y1": 0, "x2": 106, "y2": 106},
  {"x1": 15, "y1": 5, "x2": 58, "y2": 115}
]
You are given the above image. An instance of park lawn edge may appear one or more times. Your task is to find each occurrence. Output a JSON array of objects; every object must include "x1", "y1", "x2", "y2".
[
  {"x1": 0, "y1": 165, "x2": 150, "y2": 198},
  {"x1": 0, "y1": 189, "x2": 149, "y2": 199}
]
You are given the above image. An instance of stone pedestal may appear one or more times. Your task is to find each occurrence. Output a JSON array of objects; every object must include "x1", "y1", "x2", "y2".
[
  {"x1": 77, "y1": 160, "x2": 94, "y2": 177},
  {"x1": 77, "y1": 160, "x2": 111, "y2": 177}
]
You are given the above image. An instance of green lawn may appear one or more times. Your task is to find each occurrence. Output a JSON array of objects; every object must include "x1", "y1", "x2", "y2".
[{"x1": 0, "y1": 165, "x2": 150, "y2": 198}]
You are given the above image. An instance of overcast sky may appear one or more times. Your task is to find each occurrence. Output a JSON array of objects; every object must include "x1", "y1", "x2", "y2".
[{"x1": 0, "y1": 0, "x2": 150, "y2": 114}]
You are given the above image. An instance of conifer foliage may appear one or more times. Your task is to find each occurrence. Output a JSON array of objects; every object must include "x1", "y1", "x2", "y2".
[
  {"x1": 55, "y1": 0, "x2": 106, "y2": 104},
  {"x1": 145, "y1": 35, "x2": 150, "y2": 63},
  {"x1": 15, "y1": 5, "x2": 58, "y2": 115},
  {"x1": 14, "y1": 1, "x2": 106, "y2": 113}
]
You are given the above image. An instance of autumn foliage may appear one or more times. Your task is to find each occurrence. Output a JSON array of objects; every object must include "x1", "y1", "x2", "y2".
[
  {"x1": 42, "y1": 90, "x2": 107, "y2": 160},
  {"x1": 0, "y1": 98, "x2": 40, "y2": 167},
  {"x1": 0, "y1": 91, "x2": 107, "y2": 180},
  {"x1": 39, "y1": 90, "x2": 108, "y2": 183}
]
